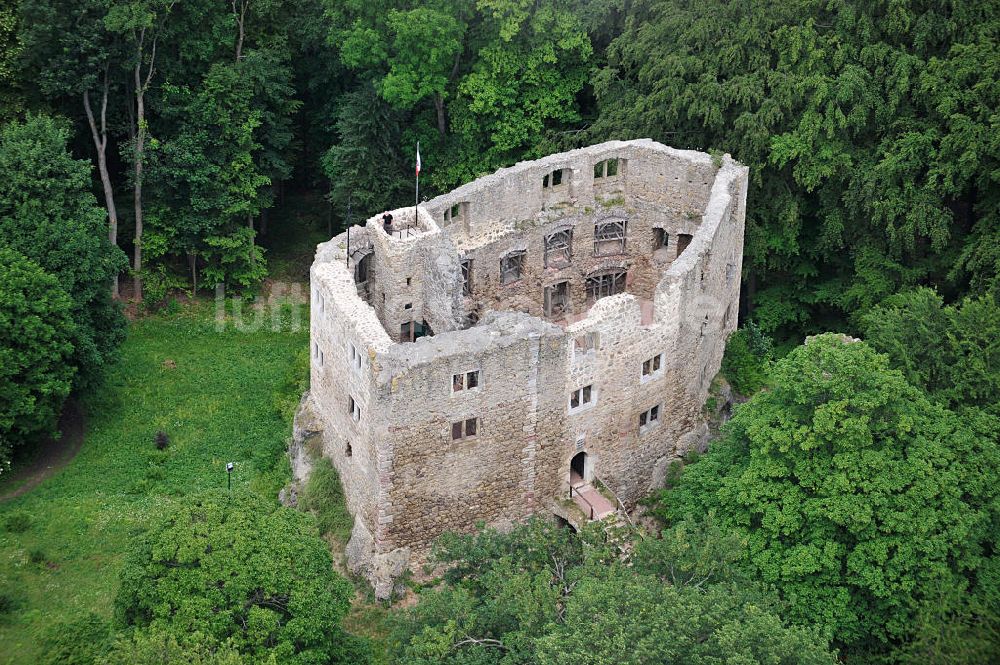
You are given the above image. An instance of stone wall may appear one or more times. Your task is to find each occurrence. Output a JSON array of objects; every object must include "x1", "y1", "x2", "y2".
[{"x1": 305, "y1": 139, "x2": 748, "y2": 595}]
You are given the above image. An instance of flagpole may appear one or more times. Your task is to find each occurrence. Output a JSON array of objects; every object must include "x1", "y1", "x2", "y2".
[{"x1": 414, "y1": 141, "x2": 420, "y2": 224}]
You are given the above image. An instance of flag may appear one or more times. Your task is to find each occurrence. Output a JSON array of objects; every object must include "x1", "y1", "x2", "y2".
[{"x1": 415, "y1": 143, "x2": 421, "y2": 176}]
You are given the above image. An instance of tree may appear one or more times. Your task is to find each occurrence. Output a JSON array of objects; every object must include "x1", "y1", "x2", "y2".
[
  {"x1": 321, "y1": 85, "x2": 411, "y2": 217},
  {"x1": 0, "y1": 115, "x2": 128, "y2": 388},
  {"x1": 390, "y1": 518, "x2": 837, "y2": 664},
  {"x1": 0, "y1": 0, "x2": 23, "y2": 122},
  {"x1": 101, "y1": 630, "x2": 249, "y2": 665},
  {"x1": 114, "y1": 490, "x2": 370, "y2": 664},
  {"x1": 104, "y1": 0, "x2": 177, "y2": 302},
  {"x1": 656, "y1": 334, "x2": 1000, "y2": 654},
  {"x1": 21, "y1": 0, "x2": 126, "y2": 295},
  {"x1": 0, "y1": 247, "x2": 76, "y2": 470},
  {"x1": 861, "y1": 288, "x2": 1000, "y2": 417},
  {"x1": 446, "y1": 0, "x2": 593, "y2": 183},
  {"x1": 591, "y1": 0, "x2": 1000, "y2": 338}
]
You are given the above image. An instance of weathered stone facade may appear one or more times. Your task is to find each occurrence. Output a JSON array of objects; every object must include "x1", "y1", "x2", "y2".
[{"x1": 303, "y1": 140, "x2": 748, "y2": 596}]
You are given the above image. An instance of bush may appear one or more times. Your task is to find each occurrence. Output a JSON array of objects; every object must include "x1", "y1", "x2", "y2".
[
  {"x1": 721, "y1": 321, "x2": 772, "y2": 395},
  {"x1": 4, "y1": 510, "x2": 31, "y2": 533},
  {"x1": 37, "y1": 611, "x2": 111, "y2": 665},
  {"x1": 0, "y1": 587, "x2": 19, "y2": 615},
  {"x1": 154, "y1": 431, "x2": 170, "y2": 450},
  {"x1": 300, "y1": 458, "x2": 354, "y2": 544}
]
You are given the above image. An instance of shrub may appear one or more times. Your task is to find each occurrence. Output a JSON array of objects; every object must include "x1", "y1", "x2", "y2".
[
  {"x1": 300, "y1": 458, "x2": 354, "y2": 544},
  {"x1": 4, "y1": 510, "x2": 31, "y2": 533},
  {"x1": 37, "y1": 611, "x2": 111, "y2": 664},
  {"x1": 154, "y1": 431, "x2": 170, "y2": 450},
  {"x1": 721, "y1": 321, "x2": 772, "y2": 395},
  {"x1": 0, "y1": 587, "x2": 18, "y2": 615}
]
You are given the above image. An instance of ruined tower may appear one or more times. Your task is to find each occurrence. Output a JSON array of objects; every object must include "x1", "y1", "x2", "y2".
[{"x1": 300, "y1": 140, "x2": 748, "y2": 596}]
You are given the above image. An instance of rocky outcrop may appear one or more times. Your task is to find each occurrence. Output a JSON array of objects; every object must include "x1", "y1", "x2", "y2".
[
  {"x1": 345, "y1": 519, "x2": 410, "y2": 601},
  {"x1": 279, "y1": 392, "x2": 323, "y2": 508}
]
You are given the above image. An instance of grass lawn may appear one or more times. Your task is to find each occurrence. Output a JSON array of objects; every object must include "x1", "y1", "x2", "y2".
[{"x1": 0, "y1": 299, "x2": 310, "y2": 664}]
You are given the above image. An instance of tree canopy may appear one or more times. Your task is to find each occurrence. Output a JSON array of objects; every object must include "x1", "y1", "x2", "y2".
[
  {"x1": 656, "y1": 334, "x2": 1000, "y2": 654},
  {"x1": 115, "y1": 490, "x2": 370, "y2": 665},
  {"x1": 390, "y1": 519, "x2": 838, "y2": 664},
  {"x1": 0, "y1": 115, "x2": 127, "y2": 387},
  {"x1": 0, "y1": 246, "x2": 76, "y2": 470}
]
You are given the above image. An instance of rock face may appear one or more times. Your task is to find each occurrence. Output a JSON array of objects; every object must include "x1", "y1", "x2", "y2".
[
  {"x1": 345, "y1": 519, "x2": 410, "y2": 601},
  {"x1": 304, "y1": 140, "x2": 749, "y2": 596}
]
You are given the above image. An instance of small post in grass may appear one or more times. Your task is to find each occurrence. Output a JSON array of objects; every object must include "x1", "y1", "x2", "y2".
[{"x1": 226, "y1": 462, "x2": 234, "y2": 491}]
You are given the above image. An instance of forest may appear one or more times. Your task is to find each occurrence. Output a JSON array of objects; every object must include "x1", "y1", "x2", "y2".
[{"x1": 0, "y1": 0, "x2": 998, "y2": 663}]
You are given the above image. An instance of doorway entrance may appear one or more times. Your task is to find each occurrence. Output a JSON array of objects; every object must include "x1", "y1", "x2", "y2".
[{"x1": 570, "y1": 451, "x2": 587, "y2": 487}]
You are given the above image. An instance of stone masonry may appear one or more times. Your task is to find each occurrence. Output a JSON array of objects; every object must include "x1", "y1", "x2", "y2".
[{"x1": 301, "y1": 139, "x2": 748, "y2": 597}]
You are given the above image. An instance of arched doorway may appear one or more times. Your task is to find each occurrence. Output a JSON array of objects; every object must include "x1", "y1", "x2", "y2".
[{"x1": 570, "y1": 451, "x2": 587, "y2": 486}]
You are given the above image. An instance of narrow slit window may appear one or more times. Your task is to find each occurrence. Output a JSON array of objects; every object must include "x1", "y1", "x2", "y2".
[
  {"x1": 348, "y1": 396, "x2": 361, "y2": 422},
  {"x1": 461, "y1": 259, "x2": 473, "y2": 296}
]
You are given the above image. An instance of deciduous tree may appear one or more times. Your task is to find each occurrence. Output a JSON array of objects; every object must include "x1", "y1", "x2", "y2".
[{"x1": 0, "y1": 247, "x2": 76, "y2": 469}]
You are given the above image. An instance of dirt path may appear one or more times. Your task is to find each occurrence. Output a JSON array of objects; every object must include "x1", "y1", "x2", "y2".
[{"x1": 0, "y1": 400, "x2": 85, "y2": 502}]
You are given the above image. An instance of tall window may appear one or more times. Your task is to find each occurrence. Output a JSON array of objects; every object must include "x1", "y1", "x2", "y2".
[
  {"x1": 544, "y1": 281, "x2": 571, "y2": 318},
  {"x1": 544, "y1": 229, "x2": 572, "y2": 268},
  {"x1": 594, "y1": 219, "x2": 626, "y2": 256},
  {"x1": 348, "y1": 396, "x2": 361, "y2": 422},
  {"x1": 653, "y1": 228, "x2": 669, "y2": 251},
  {"x1": 585, "y1": 271, "x2": 626, "y2": 303},
  {"x1": 348, "y1": 343, "x2": 363, "y2": 371},
  {"x1": 677, "y1": 233, "x2": 693, "y2": 258},
  {"x1": 461, "y1": 259, "x2": 473, "y2": 296},
  {"x1": 354, "y1": 252, "x2": 372, "y2": 284},
  {"x1": 500, "y1": 250, "x2": 525, "y2": 285}
]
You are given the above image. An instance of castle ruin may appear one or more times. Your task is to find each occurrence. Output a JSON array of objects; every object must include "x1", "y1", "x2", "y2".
[{"x1": 299, "y1": 139, "x2": 748, "y2": 596}]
